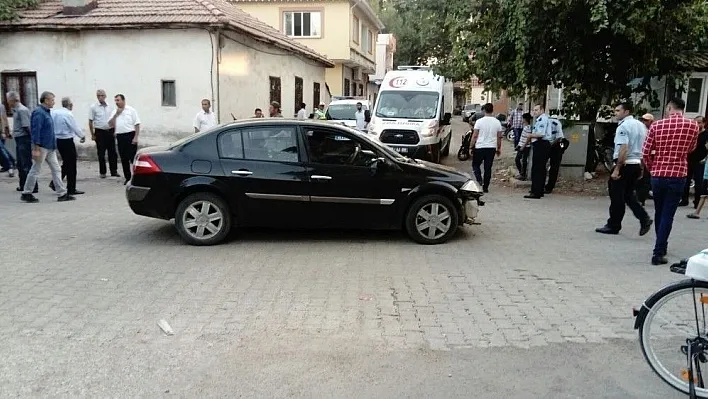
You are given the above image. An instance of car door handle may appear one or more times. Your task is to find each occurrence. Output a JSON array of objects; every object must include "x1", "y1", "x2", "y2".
[
  {"x1": 231, "y1": 170, "x2": 253, "y2": 176},
  {"x1": 310, "y1": 175, "x2": 332, "y2": 180}
]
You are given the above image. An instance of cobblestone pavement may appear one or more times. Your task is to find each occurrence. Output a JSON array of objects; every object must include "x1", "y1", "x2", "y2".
[{"x1": 0, "y1": 139, "x2": 700, "y2": 396}]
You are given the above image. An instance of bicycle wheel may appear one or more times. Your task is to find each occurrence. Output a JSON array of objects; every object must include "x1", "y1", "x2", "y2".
[{"x1": 640, "y1": 279, "x2": 708, "y2": 397}]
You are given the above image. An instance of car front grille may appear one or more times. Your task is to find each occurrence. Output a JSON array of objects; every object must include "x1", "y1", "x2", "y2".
[{"x1": 380, "y1": 129, "x2": 420, "y2": 145}]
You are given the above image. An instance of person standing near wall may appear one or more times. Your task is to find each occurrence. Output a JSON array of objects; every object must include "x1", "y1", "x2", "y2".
[
  {"x1": 52, "y1": 96, "x2": 86, "y2": 195},
  {"x1": 0, "y1": 102, "x2": 15, "y2": 177},
  {"x1": 524, "y1": 104, "x2": 553, "y2": 199},
  {"x1": 21, "y1": 91, "x2": 74, "y2": 203},
  {"x1": 89, "y1": 89, "x2": 119, "y2": 179},
  {"x1": 642, "y1": 98, "x2": 700, "y2": 265},
  {"x1": 509, "y1": 103, "x2": 524, "y2": 147},
  {"x1": 193, "y1": 99, "x2": 217, "y2": 133},
  {"x1": 7, "y1": 91, "x2": 36, "y2": 193},
  {"x1": 109, "y1": 94, "x2": 140, "y2": 185}
]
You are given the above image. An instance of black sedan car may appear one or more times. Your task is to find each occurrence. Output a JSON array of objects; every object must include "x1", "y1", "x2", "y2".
[{"x1": 126, "y1": 120, "x2": 484, "y2": 246}]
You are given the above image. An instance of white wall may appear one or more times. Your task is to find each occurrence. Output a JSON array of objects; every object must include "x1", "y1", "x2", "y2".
[
  {"x1": 0, "y1": 29, "x2": 215, "y2": 146},
  {"x1": 219, "y1": 33, "x2": 328, "y2": 118}
]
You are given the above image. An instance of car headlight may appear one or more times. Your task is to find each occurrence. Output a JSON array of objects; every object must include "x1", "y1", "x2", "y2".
[{"x1": 461, "y1": 180, "x2": 483, "y2": 193}]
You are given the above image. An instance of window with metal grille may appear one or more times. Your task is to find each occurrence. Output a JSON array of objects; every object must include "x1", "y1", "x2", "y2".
[
  {"x1": 352, "y1": 81, "x2": 357, "y2": 96},
  {"x1": 270, "y1": 76, "x2": 281, "y2": 105},
  {"x1": 295, "y1": 76, "x2": 303, "y2": 111},
  {"x1": 358, "y1": 84, "x2": 363, "y2": 96},
  {"x1": 1, "y1": 72, "x2": 38, "y2": 115},
  {"x1": 161, "y1": 80, "x2": 176, "y2": 107},
  {"x1": 344, "y1": 79, "x2": 351, "y2": 96},
  {"x1": 313, "y1": 82, "x2": 321, "y2": 107}
]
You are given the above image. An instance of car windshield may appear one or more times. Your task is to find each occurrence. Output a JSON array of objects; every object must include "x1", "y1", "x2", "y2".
[
  {"x1": 375, "y1": 91, "x2": 440, "y2": 119},
  {"x1": 326, "y1": 104, "x2": 367, "y2": 120}
]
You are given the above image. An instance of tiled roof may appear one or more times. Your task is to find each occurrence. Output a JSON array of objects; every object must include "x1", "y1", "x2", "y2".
[
  {"x1": 0, "y1": 0, "x2": 333, "y2": 66},
  {"x1": 676, "y1": 53, "x2": 708, "y2": 71}
]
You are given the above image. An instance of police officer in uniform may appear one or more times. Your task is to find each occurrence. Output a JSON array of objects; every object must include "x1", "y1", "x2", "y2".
[
  {"x1": 525, "y1": 104, "x2": 553, "y2": 199},
  {"x1": 595, "y1": 102, "x2": 653, "y2": 235},
  {"x1": 545, "y1": 117, "x2": 566, "y2": 194}
]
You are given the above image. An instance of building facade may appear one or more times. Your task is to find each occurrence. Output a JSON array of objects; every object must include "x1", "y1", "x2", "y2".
[
  {"x1": 0, "y1": 0, "x2": 333, "y2": 147},
  {"x1": 230, "y1": 0, "x2": 385, "y2": 102}
]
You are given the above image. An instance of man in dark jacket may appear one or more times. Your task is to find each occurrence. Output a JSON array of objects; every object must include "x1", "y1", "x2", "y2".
[{"x1": 682, "y1": 116, "x2": 708, "y2": 208}]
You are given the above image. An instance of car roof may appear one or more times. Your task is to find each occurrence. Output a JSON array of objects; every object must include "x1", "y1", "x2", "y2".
[{"x1": 221, "y1": 118, "x2": 350, "y2": 129}]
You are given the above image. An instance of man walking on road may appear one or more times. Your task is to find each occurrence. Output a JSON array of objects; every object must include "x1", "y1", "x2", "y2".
[
  {"x1": 109, "y1": 94, "x2": 140, "y2": 184},
  {"x1": 0, "y1": 102, "x2": 15, "y2": 177},
  {"x1": 89, "y1": 89, "x2": 119, "y2": 179},
  {"x1": 642, "y1": 98, "x2": 700, "y2": 265},
  {"x1": 193, "y1": 99, "x2": 217, "y2": 133},
  {"x1": 7, "y1": 91, "x2": 36, "y2": 193},
  {"x1": 51, "y1": 97, "x2": 86, "y2": 195},
  {"x1": 354, "y1": 102, "x2": 369, "y2": 132},
  {"x1": 525, "y1": 104, "x2": 553, "y2": 199},
  {"x1": 21, "y1": 91, "x2": 74, "y2": 203},
  {"x1": 471, "y1": 103, "x2": 503, "y2": 193},
  {"x1": 682, "y1": 116, "x2": 708, "y2": 208},
  {"x1": 509, "y1": 103, "x2": 524, "y2": 147},
  {"x1": 595, "y1": 102, "x2": 652, "y2": 236}
]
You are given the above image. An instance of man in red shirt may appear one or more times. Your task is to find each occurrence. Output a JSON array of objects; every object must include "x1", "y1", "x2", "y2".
[{"x1": 642, "y1": 98, "x2": 700, "y2": 265}]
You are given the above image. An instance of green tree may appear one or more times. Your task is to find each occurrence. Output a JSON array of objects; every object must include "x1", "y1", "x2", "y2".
[
  {"x1": 0, "y1": 0, "x2": 37, "y2": 21},
  {"x1": 382, "y1": 0, "x2": 708, "y2": 119}
]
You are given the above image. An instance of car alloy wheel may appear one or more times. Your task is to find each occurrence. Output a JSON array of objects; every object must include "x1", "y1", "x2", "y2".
[
  {"x1": 405, "y1": 194, "x2": 459, "y2": 244},
  {"x1": 175, "y1": 193, "x2": 232, "y2": 246}
]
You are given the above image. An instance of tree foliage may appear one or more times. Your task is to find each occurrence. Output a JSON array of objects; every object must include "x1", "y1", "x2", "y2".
[
  {"x1": 380, "y1": 0, "x2": 708, "y2": 119},
  {"x1": 0, "y1": 0, "x2": 37, "y2": 21}
]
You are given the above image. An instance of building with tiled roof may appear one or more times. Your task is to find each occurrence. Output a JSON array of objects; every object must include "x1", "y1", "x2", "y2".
[{"x1": 0, "y1": 0, "x2": 335, "y2": 146}]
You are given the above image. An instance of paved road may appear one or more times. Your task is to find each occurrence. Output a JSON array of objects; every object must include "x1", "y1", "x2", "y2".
[{"x1": 0, "y1": 124, "x2": 700, "y2": 397}]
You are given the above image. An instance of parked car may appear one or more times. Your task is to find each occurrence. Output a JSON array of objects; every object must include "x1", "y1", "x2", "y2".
[
  {"x1": 126, "y1": 120, "x2": 484, "y2": 246},
  {"x1": 462, "y1": 104, "x2": 481, "y2": 122},
  {"x1": 325, "y1": 97, "x2": 371, "y2": 131}
]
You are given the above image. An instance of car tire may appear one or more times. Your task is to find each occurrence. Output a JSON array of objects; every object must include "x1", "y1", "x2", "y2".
[
  {"x1": 441, "y1": 135, "x2": 451, "y2": 157},
  {"x1": 175, "y1": 192, "x2": 232, "y2": 246},
  {"x1": 429, "y1": 142, "x2": 442, "y2": 163},
  {"x1": 405, "y1": 194, "x2": 459, "y2": 245}
]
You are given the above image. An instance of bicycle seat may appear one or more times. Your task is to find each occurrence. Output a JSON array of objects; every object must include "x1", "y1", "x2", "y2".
[{"x1": 685, "y1": 249, "x2": 708, "y2": 280}]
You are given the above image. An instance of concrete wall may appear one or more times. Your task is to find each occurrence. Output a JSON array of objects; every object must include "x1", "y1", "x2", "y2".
[
  {"x1": 218, "y1": 32, "x2": 328, "y2": 118},
  {"x1": 0, "y1": 29, "x2": 214, "y2": 147}
]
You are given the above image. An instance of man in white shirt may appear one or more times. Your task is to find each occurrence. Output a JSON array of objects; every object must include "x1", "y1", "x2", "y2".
[
  {"x1": 193, "y1": 99, "x2": 217, "y2": 132},
  {"x1": 89, "y1": 89, "x2": 119, "y2": 178},
  {"x1": 471, "y1": 102, "x2": 503, "y2": 193},
  {"x1": 354, "y1": 102, "x2": 369, "y2": 131},
  {"x1": 52, "y1": 97, "x2": 86, "y2": 195},
  {"x1": 296, "y1": 102, "x2": 307, "y2": 120},
  {"x1": 108, "y1": 94, "x2": 140, "y2": 184}
]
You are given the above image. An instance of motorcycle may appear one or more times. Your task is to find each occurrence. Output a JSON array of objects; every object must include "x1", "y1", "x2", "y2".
[{"x1": 457, "y1": 130, "x2": 473, "y2": 161}]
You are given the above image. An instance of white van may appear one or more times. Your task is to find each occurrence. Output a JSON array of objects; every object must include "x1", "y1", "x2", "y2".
[
  {"x1": 368, "y1": 66, "x2": 454, "y2": 163},
  {"x1": 325, "y1": 97, "x2": 371, "y2": 131}
]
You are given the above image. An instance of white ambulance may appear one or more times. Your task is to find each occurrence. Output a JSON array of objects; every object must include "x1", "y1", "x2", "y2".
[{"x1": 368, "y1": 66, "x2": 454, "y2": 163}]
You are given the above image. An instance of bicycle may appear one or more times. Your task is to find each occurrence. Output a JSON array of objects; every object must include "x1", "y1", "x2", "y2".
[{"x1": 634, "y1": 250, "x2": 708, "y2": 398}]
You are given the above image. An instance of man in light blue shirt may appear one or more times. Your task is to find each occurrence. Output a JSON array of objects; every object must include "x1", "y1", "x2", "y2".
[
  {"x1": 525, "y1": 104, "x2": 553, "y2": 199},
  {"x1": 52, "y1": 96, "x2": 86, "y2": 195},
  {"x1": 545, "y1": 117, "x2": 566, "y2": 193},
  {"x1": 596, "y1": 102, "x2": 652, "y2": 236}
]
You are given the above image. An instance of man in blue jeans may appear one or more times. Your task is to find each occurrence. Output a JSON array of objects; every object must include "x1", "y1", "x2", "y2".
[
  {"x1": 642, "y1": 98, "x2": 700, "y2": 265},
  {"x1": 6, "y1": 91, "x2": 37, "y2": 193}
]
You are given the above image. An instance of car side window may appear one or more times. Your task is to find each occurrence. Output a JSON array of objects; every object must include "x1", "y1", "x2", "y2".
[
  {"x1": 218, "y1": 129, "x2": 244, "y2": 159},
  {"x1": 242, "y1": 126, "x2": 299, "y2": 163},
  {"x1": 304, "y1": 128, "x2": 378, "y2": 167}
]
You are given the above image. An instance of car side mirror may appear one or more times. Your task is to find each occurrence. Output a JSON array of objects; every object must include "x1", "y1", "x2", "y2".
[{"x1": 442, "y1": 112, "x2": 452, "y2": 126}]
